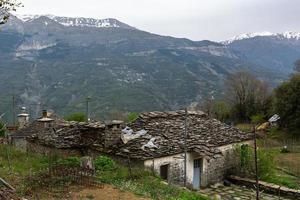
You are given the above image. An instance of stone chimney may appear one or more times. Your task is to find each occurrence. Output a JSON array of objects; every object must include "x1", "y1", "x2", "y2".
[
  {"x1": 17, "y1": 107, "x2": 29, "y2": 129},
  {"x1": 104, "y1": 120, "x2": 124, "y2": 149},
  {"x1": 37, "y1": 109, "x2": 54, "y2": 128},
  {"x1": 42, "y1": 110, "x2": 47, "y2": 118}
]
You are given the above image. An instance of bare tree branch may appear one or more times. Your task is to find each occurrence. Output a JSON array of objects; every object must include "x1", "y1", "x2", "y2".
[{"x1": 0, "y1": 0, "x2": 22, "y2": 25}]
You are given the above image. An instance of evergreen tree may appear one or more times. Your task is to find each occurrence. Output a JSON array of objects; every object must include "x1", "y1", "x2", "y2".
[{"x1": 274, "y1": 74, "x2": 300, "y2": 134}]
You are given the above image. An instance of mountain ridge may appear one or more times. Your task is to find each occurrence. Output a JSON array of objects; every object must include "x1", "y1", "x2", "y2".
[
  {"x1": 0, "y1": 15, "x2": 300, "y2": 120},
  {"x1": 224, "y1": 31, "x2": 300, "y2": 44},
  {"x1": 15, "y1": 14, "x2": 136, "y2": 29}
]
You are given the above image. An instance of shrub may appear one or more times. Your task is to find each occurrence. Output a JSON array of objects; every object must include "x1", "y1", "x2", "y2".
[
  {"x1": 127, "y1": 112, "x2": 139, "y2": 122},
  {"x1": 94, "y1": 155, "x2": 116, "y2": 171},
  {"x1": 64, "y1": 113, "x2": 86, "y2": 122},
  {"x1": 280, "y1": 146, "x2": 290, "y2": 153},
  {"x1": 57, "y1": 156, "x2": 81, "y2": 167},
  {"x1": 251, "y1": 114, "x2": 265, "y2": 124},
  {"x1": 235, "y1": 145, "x2": 276, "y2": 180}
]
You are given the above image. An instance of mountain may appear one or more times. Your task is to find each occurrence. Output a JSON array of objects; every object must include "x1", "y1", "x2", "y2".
[
  {"x1": 224, "y1": 31, "x2": 300, "y2": 75},
  {"x1": 0, "y1": 15, "x2": 299, "y2": 121}
]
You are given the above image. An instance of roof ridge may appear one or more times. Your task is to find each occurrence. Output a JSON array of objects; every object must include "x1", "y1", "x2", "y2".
[{"x1": 139, "y1": 110, "x2": 207, "y2": 119}]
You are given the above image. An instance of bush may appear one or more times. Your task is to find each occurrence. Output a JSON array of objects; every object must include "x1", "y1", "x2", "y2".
[
  {"x1": 274, "y1": 74, "x2": 300, "y2": 134},
  {"x1": 127, "y1": 112, "x2": 139, "y2": 122},
  {"x1": 251, "y1": 114, "x2": 265, "y2": 124},
  {"x1": 235, "y1": 145, "x2": 276, "y2": 180},
  {"x1": 94, "y1": 155, "x2": 116, "y2": 171},
  {"x1": 280, "y1": 146, "x2": 290, "y2": 153},
  {"x1": 64, "y1": 113, "x2": 86, "y2": 122},
  {"x1": 57, "y1": 156, "x2": 81, "y2": 167}
]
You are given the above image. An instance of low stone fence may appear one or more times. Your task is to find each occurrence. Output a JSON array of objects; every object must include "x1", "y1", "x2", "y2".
[{"x1": 228, "y1": 175, "x2": 300, "y2": 199}]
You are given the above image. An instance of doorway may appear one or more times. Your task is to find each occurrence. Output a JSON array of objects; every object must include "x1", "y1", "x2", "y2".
[
  {"x1": 193, "y1": 158, "x2": 202, "y2": 189},
  {"x1": 160, "y1": 164, "x2": 169, "y2": 181}
]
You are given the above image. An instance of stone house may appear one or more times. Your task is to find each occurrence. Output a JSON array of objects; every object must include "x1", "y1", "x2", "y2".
[
  {"x1": 14, "y1": 110, "x2": 253, "y2": 189},
  {"x1": 114, "y1": 111, "x2": 253, "y2": 189}
]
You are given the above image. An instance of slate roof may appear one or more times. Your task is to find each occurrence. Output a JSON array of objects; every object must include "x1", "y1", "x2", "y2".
[
  {"x1": 14, "y1": 110, "x2": 253, "y2": 161},
  {"x1": 114, "y1": 110, "x2": 253, "y2": 160}
]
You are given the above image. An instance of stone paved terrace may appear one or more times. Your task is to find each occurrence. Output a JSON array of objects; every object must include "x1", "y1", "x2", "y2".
[{"x1": 200, "y1": 184, "x2": 294, "y2": 200}]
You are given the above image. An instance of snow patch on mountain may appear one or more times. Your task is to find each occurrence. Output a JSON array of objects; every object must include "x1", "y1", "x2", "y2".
[
  {"x1": 224, "y1": 31, "x2": 275, "y2": 44},
  {"x1": 16, "y1": 14, "x2": 135, "y2": 29},
  {"x1": 224, "y1": 31, "x2": 300, "y2": 44}
]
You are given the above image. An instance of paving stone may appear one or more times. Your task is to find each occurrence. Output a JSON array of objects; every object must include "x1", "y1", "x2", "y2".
[{"x1": 199, "y1": 185, "x2": 295, "y2": 200}]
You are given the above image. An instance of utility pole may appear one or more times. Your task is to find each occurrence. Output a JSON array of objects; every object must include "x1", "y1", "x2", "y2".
[
  {"x1": 85, "y1": 97, "x2": 91, "y2": 122},
  {"x1": 12, "y1": 95, "x2": 16, "y2": 126},
  {"x1": 184, "y1": 107, "x2": 188, "y2": 187},
  {"x1": 253, "y1": 125, "x2": 260, "y2": 200}
]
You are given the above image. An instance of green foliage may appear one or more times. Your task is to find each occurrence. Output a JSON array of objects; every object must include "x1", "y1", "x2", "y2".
[
  {"x1": 235, "y1": 124, "x2": 253, "y2": 132},
  {"x1": 94, "y1": 155, "x2": 116, "y2": 171},
  {"x1": 64, "y1": 113, "x2": 86, "y2": 122},
  {"x1": 264, "y1": 175, "x2": 299, "y2": 189},
  {"x1": 0, "y1": 145, "x2": 48, "y2": 176},
  {"x1": 127, "y1": 112, "x2": 139, "y2": 122},
  {"x1": 251, "y1": 114, "x2": 265, "y2": 124},
  {"x1": 235, "y1": 145, "x2": 276, "y2": 180},
  {"x1": 0, "y1": 121, "x2": 6, "y2": 137},
  {"x1": 97, "y1": 162, "x2": 208, "y2": 200},
  {"x1": 57, "y1": 156, "x2": 81, "y2": 167},
  {"x1": 211, "y1": 101, "x2": 231, "y2": 122},
  {"x1": 280, "y1": 147, "x2": 290, "y2": 153},
  {"x1": 274, "y1": 74, "x2": 300, "y2": 134}
]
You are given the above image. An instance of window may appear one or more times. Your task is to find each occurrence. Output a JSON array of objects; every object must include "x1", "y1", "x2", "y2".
[
  {"x1": 160, "y1": 164, "x2": 169, "y2": 181},
  {"x1": 194, "y1": 159, "x2": 202, "y2": 168}
]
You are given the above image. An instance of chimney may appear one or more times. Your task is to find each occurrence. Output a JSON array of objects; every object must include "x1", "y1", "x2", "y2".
[
  {"x1": 37, "y1": 109, "x2": 54, "y2": 128},
  {"x1": 42, "y1": 110, "x2": 48, "y2": 118},
  {"x1": 104, "y1": 120, "x2": 124, "y2": 149},
  {"x1": 17, "y1": 107, "x2": 29, "y2": 129}
]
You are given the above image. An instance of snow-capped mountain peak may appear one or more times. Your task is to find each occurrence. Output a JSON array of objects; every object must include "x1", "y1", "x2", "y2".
[
  {"x1": 282, "y1": 31, "x2": 300, "y2": 40},
  {"x1": 224, "y1": 31, "x2": 275, "y2": 44},
  {"x1": 15, "y1": 14, "x2": 135, "y2": 29},
  {"x1": 224, "y1": 31, "x2": 300, "y2": 44}
]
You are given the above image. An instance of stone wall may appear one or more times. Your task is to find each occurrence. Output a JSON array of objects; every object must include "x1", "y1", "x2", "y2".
[
  {"x1": 11, "y1": 138, "x2": 27, "y2": 152},
  {"x1": 202, "y1": 141, "x2": 253, "y2": 187},
  {"x1": 27, "y1": 141, "x2": 82, "y2": 157},
  {"x1": 144, "y1": 153, "x2": 185, "y2": 186},
  {"x1": 228, "y1": 176, "x2": 300, "y2": 199}
]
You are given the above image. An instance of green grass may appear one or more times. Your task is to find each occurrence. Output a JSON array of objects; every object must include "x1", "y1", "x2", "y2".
[
  {"x1": 97, "y1": 164, "x2": 208, "y2": 200},
  {"x1": 0, "y1": 145, "x2": 48, "y2": 176},
  {"x1": 235, "y1": 124, "x2": 253, "y2": 132},
  {"x1": 264, "y1": 171, "x2": 300, "y2": 190},
  {"x1": 0, "y1": 145, "x2": 209, "y2": 200}
]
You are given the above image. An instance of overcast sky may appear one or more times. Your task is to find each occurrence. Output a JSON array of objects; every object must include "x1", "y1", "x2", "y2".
[{"x1": 16, "y1": 0, "x2": 300, "y2": 41}]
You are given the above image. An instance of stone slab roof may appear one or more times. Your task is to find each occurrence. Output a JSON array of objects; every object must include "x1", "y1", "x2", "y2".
[
  {"x1": 114, "y1": 110, "x2": 253, "y2": 160},
  {"x1": 16, "y1": 110, "x2": 253, "y2": 161}
]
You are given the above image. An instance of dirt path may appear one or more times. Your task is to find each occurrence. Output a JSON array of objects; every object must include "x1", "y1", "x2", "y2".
[{"x1": 71, "y1": 185, "x2": 150, "y2": 200}]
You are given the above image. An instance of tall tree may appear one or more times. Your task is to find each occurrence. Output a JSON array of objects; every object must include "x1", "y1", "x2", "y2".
[
  {"x1": 274, "y1": 74, "x2": 300, "y2": 134},
  {"x1": 225, "y1": 71, "x2": 270, "y2": 122},
  {"x1": 0, "y1": 0, "x2": 21, "y2": 25}
]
